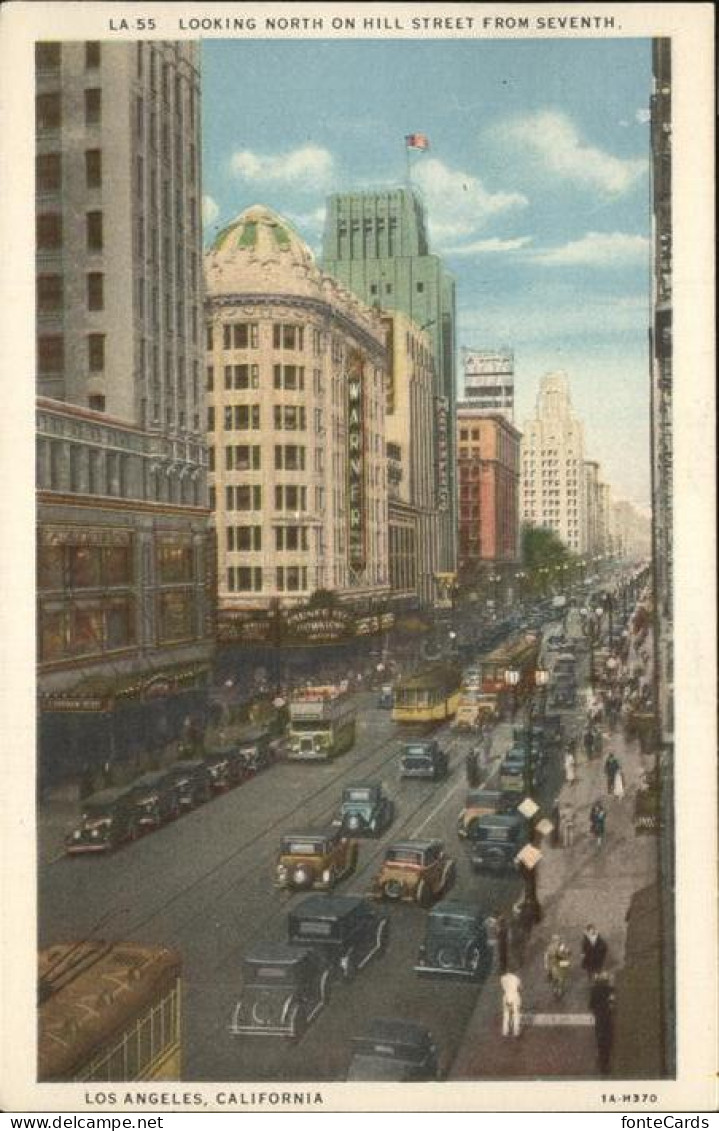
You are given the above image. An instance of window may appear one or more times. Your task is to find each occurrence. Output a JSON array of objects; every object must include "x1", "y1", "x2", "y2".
[
  {"x1": 84, "y1": 88, "x2": 101, "y2": 125},
  {"x1": 225, "y1": 405, "x2": 260, "y2": 431},
  {"x1": 37, "y1": 274, "x2": 63, "y2": 312},
  {"x1": 224, "y1": 364, "x2": 259, "y2": 390},
  {"x1": 37, "y1": 335, "x2": 64, "y2": 375},
  {"x1": 233, "y1": 525, "x2": 262, "y2": 552},
  {"x1": 206, "y1": 366, "x2": 214, "y2": 391},
  {"x1": 207, "y1": 407, "x2": 215, "y2": 431},
  {"x1": 275, "y1": 526, "x2": 308, "y2": 552},
  {"x1": 233, "y1": 567, "x2": 262, "y2": 592},
  {"x1": 274, "y1": 485, "x2": 307, "y2": 512},
  {"x1": 223, "y1": 322, "x2": 259, "y2": 350},
  {"x1": 85, "y1": 149, "x2": 102, "y2": 189},
  {"x1": 230, "y1": 485, "x2": 262, "y2": 511},
  {"x1": 416, "y1": 281, "x2": 424, "y2": 293},
  {"x1": 88, "y1": 394, "x2": 105, "y2": 412},
  {"x1": 276, "y1": 565, "x2": 304, "y2": 592},
  {"x1": 36, "y1": 153, "x2": 61, "y2": 193},
  {"x1": 88, "y1": 334, "x2": 105, "y2": 371},
  {"x1": 86, "y1": 210, "x2": 103, "y2": 250},
  {"x1": 273, "y1": 405, "x2": 306, "y2": 431},
  {"x1": 273, "y1": 365, "x2": 305, "y2": 391},
  {"x1": 37, "y1": 214, "x2": 62, "y2": 250},
  {"x1": 85, "y1": 41, "x2": 101, "y2": 68},
  {"x1": 227, "y1": 445, "x2": 261, "y2": 471},
  {"x1": 274, "y1": 445, "x2": 305, "y2": 471},
  {"x1": 206, "y1": 324, "x2": 214, "y2": 351},
  {"x1": 36, "y1": 92, "x2": 62, "y2": 131},
  {"x1": 273, "y1": 324, "x2": 304, "y2": 350},
  {"x1": 35, "y1": 43, "x2": 61, "y2": 69}
]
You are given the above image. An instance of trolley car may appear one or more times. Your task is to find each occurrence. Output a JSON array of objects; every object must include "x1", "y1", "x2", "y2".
[
  {"x1": 475, "y1": 634, "x2": 542, "y2": 714},
  {"x1": 391, "y1": 663, "x2": 462, "y2": 725},
  {"x1": 38, "y1": 941, "x2": 182, "y2": 1082}
]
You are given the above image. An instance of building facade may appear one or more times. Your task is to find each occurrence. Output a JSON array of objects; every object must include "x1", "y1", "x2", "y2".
[
  {"x1": 520, "y1": 372, "x2": 587, "y2": 554},
  {"x1": 461, "y1": 349, "x2": 514, "y2": 422},
  {"x1": 322, "y1": 187, "x2": 457, "y2": 575},
  {"x1": 204, "y1": 205, "x2": 390, "y2": 622},
  {"x1": 382, "y1": 311, "x2": 439, "y2": 607},
  {"x1": 456, "y1": 409, "x2": 521, "y2": 582},
  {"x1": 35, "y1": 41, "x2": 212, "y2": 787},
  {"x1": 584, "y1": 459, "x2": 601, "y2": 559}
]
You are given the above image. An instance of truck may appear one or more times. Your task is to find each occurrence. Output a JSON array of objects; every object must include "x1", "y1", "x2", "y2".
[{"x1": 287, "y1": 686, "x2": 357, "y2": 761}]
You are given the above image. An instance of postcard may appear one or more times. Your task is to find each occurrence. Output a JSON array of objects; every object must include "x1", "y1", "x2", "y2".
[{"x1": 0, "y1": 0, "x2": 715, "y2": 1114}]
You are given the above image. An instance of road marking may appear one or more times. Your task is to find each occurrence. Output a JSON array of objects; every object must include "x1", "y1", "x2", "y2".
[{"x1": 524, "y1": 1013, "x2": 595, "y2": 1027}]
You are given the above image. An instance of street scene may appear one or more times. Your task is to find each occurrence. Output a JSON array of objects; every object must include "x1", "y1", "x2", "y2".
[{"x1": 31, "y1": 25, "x2": 675, "y2": 1092}]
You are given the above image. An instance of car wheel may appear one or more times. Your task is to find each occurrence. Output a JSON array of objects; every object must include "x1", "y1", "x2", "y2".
[
  {"x1": 383, "y1": 878, "x2": 404, "y2": 901},
  {"x1": 290, "y1": 1006, "x2": 307, "y2": 1041},
  {"x1": 291, "y1": 865, "x2": 314, "y2": 889},
  {"x1": 437, "y1": 946, "x2": 460, "y2": 970},
  {"x1": 416, "y1": 879, "x2": 432, "y2": 908}
]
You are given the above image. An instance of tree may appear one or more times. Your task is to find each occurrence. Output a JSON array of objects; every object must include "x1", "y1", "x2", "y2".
[{"x1": 521, "y1": 525, "x2": 575, "y2": 595}]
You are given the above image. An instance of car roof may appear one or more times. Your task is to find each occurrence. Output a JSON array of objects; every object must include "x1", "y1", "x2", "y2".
[
  {"x1": 281, "y1": 829, "x2": 337, "y2": 842},
  {"x1": 477, "y1": 813, "x2": 523, "y2": 827},
  {"x1": 359, "y1": 1017, "x2": 433, "y2": 1045},
  {"x1": 245, "y1": 943, "x2": 312, "y2": 965},
  {"x1": 343, "y1": 783, "x2": 380, "y2": 794},
  {"x1": 387, "y1": 839, "x2": 441, "y2": 853},
  {"x1": 428, "y1": 900, "x2": 483, "y2": 922},
  {"x1": 130, "y1": 770, "x2": 172, "y2": 788},
  {"x1": 170, "y1": 759, "x2": 205, "y2": 772},
  {"x1": 83, "y1": 787, "x2": 132, "y2": 805},
  {"x1": 291, "y1": 894, "x2": 369, "y2": 920}
]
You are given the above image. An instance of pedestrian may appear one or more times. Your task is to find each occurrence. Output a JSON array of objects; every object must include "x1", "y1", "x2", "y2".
[
  {"x1": 500, "y1": 970, "x2": 522, "y2": 1037},
  {"x1": 564, "y1": 750, "x2": 576, "y2": 785},
  {"x1": 589, "y1": 972, "x2": 615, "y2": 1075},
  {"x1": 561, "y1": 802, "x2": 576, "y2": 847},
  {"x1": 604, "y1": 753, "x2": 619, "y2": 793},
  {"x1": 589, "y1": 801, "x2": 607, "y2": 848},
  {"x1": 612, "y1": 765, "x2": 625, "y2": 800},
  {"x1": 465, "y1": 747, "x2": 480, "y2": 789},
  {"x1": 583, "y1": 726, "x2": 595, "y2": 760},
  {"x1": 581, "y1": 925, "x2": 608, "y2": 979}
]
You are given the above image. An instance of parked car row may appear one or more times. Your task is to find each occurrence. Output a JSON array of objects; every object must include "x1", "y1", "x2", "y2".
[{"x1": 65, "y1": 729, "x2": 280, "y2": 856}]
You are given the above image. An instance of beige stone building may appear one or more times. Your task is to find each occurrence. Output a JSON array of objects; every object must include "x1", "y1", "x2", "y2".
[{"x1": 204, "y1": 205, "x2": 390, "y2": 615}]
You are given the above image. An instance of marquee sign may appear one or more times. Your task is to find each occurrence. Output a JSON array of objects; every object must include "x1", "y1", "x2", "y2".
[
  {"x1": 347, "y1": 351, "x2": 367, "y2": 569},
  {"x1": 463, "y1": 349, "x2": 514, "y2": 377}
]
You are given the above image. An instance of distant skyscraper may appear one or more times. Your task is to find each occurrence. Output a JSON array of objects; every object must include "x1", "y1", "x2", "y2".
[
  {"x1": 323, "y1": 187, "x2": 457, "y2": 574},
  {"x1": 520, "y1": 372, "x2": 587, "y2": 553},
  {"x1": 461, "y1": 349, "x2": 514, "y2": 422}
]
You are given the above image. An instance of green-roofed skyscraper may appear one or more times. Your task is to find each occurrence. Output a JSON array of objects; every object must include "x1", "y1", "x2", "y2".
[{"x1": 323, "y1": 187, "x2": 457, "y2": 576}]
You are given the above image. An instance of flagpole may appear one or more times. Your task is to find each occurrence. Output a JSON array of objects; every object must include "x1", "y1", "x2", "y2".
[{"x1": 405, "y1": 143, "x2": 411, "y2": 187}]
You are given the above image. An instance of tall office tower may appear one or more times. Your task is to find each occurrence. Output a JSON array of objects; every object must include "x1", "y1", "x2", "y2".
[
  {"x1": 35, "y1": 42, "x2": 213, "y2": 791},
  {"x1": 584, "y1": 459, "x2": 601, "y2": 558},
  {"x1": 204, "y1": 205, "x2": 390, "y2": 620},
  {"x1": 323, "y1": 187, "x2": 457, "y2": 575},
  {"x1": 520, "y1": 372, "x2": 588, "y2": 554},
  {"x1": 456, "y1": 408, "x2": 521, "y2": 577},
  {"x1": 461, "y1": 349, "x2": 515, "y2": 422}
]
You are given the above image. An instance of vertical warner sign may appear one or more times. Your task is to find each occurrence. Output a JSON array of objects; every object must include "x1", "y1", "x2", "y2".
[
  {"x1": 435, "y1": 395, "x2": 450, "y2": 511},
  {"x1": 347, "y1": 350, "x2": 366, "y2": 569}
]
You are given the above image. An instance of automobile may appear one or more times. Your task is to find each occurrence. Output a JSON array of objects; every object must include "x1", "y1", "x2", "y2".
[
  {"x1": 369, "y1": 840, "x2": 456, "y2": 907},
  {"x1": 236, "y1": 727, "x2": 275, "y2": 774},
  {"x1": 550, "y1": 679, "x2": 577, "y2": 709},
  {"x1": 335, "y1": 783, "x2": 394, "y2": 837},
  {"x1": 400, "y1": 739, "x2": 449, "y2": 781},
  {"x1": 467, "y1": 813, "x2": 531, "y2": 873},
  {"x1": 499, "y1": 746, "x2": 546, "y2": 792},
  {"x1": 456, "y1": 788, "x2": 517, "y2": 838},
  {"x1": 414, "y1": 900, "x2": 493, "y2": 979},
  {"x1": 203, "y1": 743, "x2": 245, "y2": 791},
  {"x1": 452, "y1": 691, "x2": 497, "y2": 731},
  {"x1": 346, "y1": 1018, "x2": 440, "y2": 1081},
  {"x1": 229, "y1": 945, "x2": 331, "y2": 1039},
  {"x1": 274, "y1": 829, "x2": 359, "y2": 891},
  {"x1": 545, "y1": 634, "x2": 567, "y2": 651},
  {"x1": 64, "y1": 786, "x2": 139, "y2": 854},
  {"x1": 128, "y1": 770, "x2": 182, "y2": 830},
  {"x1": 166, "y1": 759, "x2": 214, "y2": 810},
  {"x1": 377, "y1": 684, "x2": 394, "y2": 709},
  {"x1": 288, "y1": 895, "x2": 390, "y2": 980}
]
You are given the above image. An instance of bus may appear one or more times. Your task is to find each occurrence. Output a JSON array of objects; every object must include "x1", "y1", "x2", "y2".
[
  {"x1": 391, "y1": 663, "x2": 462, "y2": 725},
  {"x1": 475, "y1": 634, "x2": 542, "y2": 715},
  {"x1": 287, "y1": 686, "x2": 357, "y2": 761},
  {"x1": 38, "y1": 941, "x2": 181, "y2": 1082}
]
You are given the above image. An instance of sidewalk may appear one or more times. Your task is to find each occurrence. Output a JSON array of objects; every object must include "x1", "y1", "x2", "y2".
[{"x1": 450, "y1": 715, "x2": 657, "y2": 1079}]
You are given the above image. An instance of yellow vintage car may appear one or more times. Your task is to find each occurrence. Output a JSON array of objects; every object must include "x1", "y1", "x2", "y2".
[
  {"x1": 369, "y1": 840, "x2": 456, "y2": 907},
  {"x1": 275, "y1": 829, "x2": 358, "y2": 891}
]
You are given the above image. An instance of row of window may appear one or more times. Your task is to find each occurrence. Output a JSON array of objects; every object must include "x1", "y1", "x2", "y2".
[
  {"x1": 37, "y1": 273, "x2": 104, "y2": 313},
  {"x1": 37, "y1": 210, "x2": 103, "y2": 251},
  {"x1": 37, "y1": 333, "x2": 104, "y2": 375},
  {"x1": 225, "y1": 566, "x2": 310, "y2": 593},
  {"x1": 224, "y1": 525, "x2": 311, "y2": 553},
  {"x1": 206, "y1": 323, "x2": 329, "y2": 355},
  {"x1": 36, "y1": 42, "x2": 101, "y2": 70},
  {"x1": 36, "y1": 88, "x2": 101, "y2": 132}
]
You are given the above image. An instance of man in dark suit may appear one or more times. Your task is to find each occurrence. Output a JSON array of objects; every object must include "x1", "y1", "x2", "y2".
[{"x1": 581, "y1": 924, "x2": 608, "y2": 978}]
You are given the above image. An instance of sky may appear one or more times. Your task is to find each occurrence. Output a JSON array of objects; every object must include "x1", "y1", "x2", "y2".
[{"x1": 200, "y1": 37, "x2": 653, "y2": 510}]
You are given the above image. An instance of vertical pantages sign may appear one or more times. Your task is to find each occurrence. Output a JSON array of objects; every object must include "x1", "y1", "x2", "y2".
[{"x1": 347, "y1": 350, "x2": 366, "y2": 569}]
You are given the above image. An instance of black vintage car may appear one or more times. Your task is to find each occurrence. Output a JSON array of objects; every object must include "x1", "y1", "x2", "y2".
[
  {"x1": 336, "y1": 783, "x2": 394, "y2": 836},
  {"x1": 468, "y1": 813, "x2": 530, "y2": 873},
  {"x1": 64, "y1": 786, "x2": 138, "y2": 854},
  {"x1": 229, "y1": 945, "x2": 331, "y2": 1039},
  {"x1": 400, "y1": 739, "x2": 448, "y2": 781},
  {"x1": 415, "y1": 900, "x2": 493, "y2": 979},
  {"x1": 166, "y1": 759, "x2": 214, "y2": 810},
  {"x1": 128, "y1": 770, "x2": 182, "y2": 830},
  {"x1": 203, "y1": 744, "x2": 244, "y2": 791},
  {"x1": 288, "y1": 895, "x2": 389, "y2": 980},
  {"x1": 346, "y1": 1018, "x2": 440, "y2": 1081}
]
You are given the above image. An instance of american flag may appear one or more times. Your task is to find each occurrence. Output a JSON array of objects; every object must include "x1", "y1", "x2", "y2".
[{"x1": 405, "y1": 133, "x2": 430, "y2": 150}]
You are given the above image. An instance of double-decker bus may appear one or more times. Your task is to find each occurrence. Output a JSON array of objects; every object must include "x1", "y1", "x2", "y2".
[
  {"x1": 38, "y1": 941, "x2": 181, "y2": 1082},
  {"x1": 391, "y1": 663, "x2": 462, "y2": 725},
  {"x1": 287, "y1": 686, "x2": 357, "y2": 761},
  {"x1": 475, "y1": 634, "x2": 542, "y2": 714}
]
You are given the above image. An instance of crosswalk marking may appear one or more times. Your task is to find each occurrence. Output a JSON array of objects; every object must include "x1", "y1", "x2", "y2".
[{"x1": 524, "y1": 1013, "x2": 595, "y2": 1026}]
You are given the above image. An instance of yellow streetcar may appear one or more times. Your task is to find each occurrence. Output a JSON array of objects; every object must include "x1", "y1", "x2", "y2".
[{"x1": 391, "y1": 663, "x2": 462, "y2": 725}]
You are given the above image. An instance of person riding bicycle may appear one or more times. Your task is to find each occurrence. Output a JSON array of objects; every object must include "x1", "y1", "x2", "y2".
[{"x1": 544, "y1": 934, "x2": 572, "y2": 998}]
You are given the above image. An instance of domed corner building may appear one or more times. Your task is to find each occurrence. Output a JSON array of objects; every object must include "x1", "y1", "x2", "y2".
[{"x1": 204, "y1": 204, "x2": 391, "y2": 635}]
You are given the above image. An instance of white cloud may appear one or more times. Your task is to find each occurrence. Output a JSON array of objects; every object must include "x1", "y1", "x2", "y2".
[
  {"x1": 285, "y1": 205, "x2": 327, "y2": 235},
  {"x1": 202, "y1": 195, "x2": 219, "y2": 225},
  {"x1": 230, "y1": 145, "x2": 335, "y2": 189},
  {"x1": 532, "y1": 231, "x2": 650, "y2": 267},
  {"x1": 458, "y1": 293, "x2": 649, "y2": 343},
  {"x1": 635, "y1": 108, "x2": 651, "y2": 125},
  {"x1": 412, "y1": 157, "x2": 528, "y2": 242},
  {"x1": 445, "y1": 235, "x2": 533, "y2": 257},
  {"x1": 501, "y1": 110, "x2": 646, "y2": 195}
]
